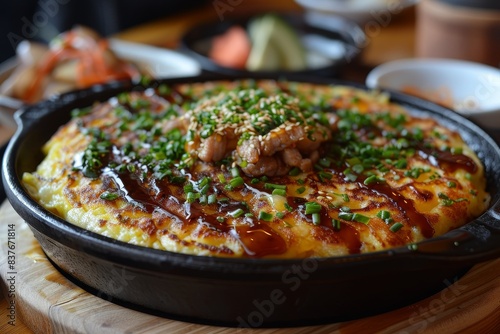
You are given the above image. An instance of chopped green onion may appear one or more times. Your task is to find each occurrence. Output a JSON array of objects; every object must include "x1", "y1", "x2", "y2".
[
  {"x1": 296, "y1": 186, "x2": 306, "y2": 194},
  {"x1": 311, "y1": 213, "x2": 321, "y2": 225},
  {"x1": 318, "y1": 171, "x2": 333, "y2": 182},
  {"x1": 186, "y1": 192, "x2": 199, "y2": 203},
  {"x1": 208, "y1": 194, "x2": 217, "y2": 204},
  {"x1": 100, "y1": 191, "x2": 119, "y2": 201},
  {"x1": 231, "y1": 167, "x2": 240, "y2": 178},
  {"x1": 199, "y1": 194, "x2": 207, "y2": 205},
  {"x1": 377, "y1": 210, "x2": 391, "y2": 220},
  {"x1": 198, "y1": 176, "x2": 210, "y2": 188},
  {"x1": 200, "y1": 184, "x2": 210, "y2": 194},
  {"x1": 390, "y1": 222, "x2": 404, "y2": 232},
  {"x1": 343, "y1": 169, "x2": 357, "y2": 182},
  {"x1": 228, "y1": 176, "x2": 244, "y2": 189},
  {"x1": 229, "y1": 208, "x2": 244, "y2": 218},
  {"x1": 340, "y1": 206, "x2": 351, "y2": 212},
  {"x1": 364, "y1": 175, "x2": 384, "y2": 185},
  {"x1": 183, "y1": 183, "x2": 194, "y2": 194},
  {"x1": 338, "y1": 212, "x2": 353, "y2": 221},
  {"x1": 352, "y1": 164, "x2": 364, "y2": 174},
  {"x1": 352, "y1": 213, "x2": 370, "y2": 224},
  {"x1": 264, "y1": 183, "x2": 287, "y2": 190},
  {"x1": 217, "y1": 173, "x2": 226, "y2": 183},
  {"x1": 305, "y1": 201, "x2": 322, "y2": 214},
  {"x1": 319, "y1": 158, "x2": 332, "y2": 168},
  {"x1": 394, "y1": 159, "x2": 407, "y2": 169},
  {"x1": 170, "y1": 176, "x2": 186, "y2": 185},
  {"x1": 272, "y1": 189, "x2": 287, "y2": 197},
  {"x1": 276, "y1": 211, "x2": 285, "y2": 219},
  {"x1": 332, "y1": 219, "x2": 341, "y2": 230},
  {"x1": 289, "y1": 167, "x2": 301, "y2": 176},
  {"x1": 258, "y1": 211, "x2": 274, "y2": 221}
]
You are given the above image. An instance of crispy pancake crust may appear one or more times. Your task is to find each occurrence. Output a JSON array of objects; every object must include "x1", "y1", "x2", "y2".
[{"x1": 22, "y1": 80, "x2": 490, "y2": 258}]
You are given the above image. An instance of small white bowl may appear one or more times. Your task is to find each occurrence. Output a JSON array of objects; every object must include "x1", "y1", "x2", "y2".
[
  {"x1": 295, "y1": 0, "x2": 418, "y2": 23},
  {"x1": 366, "y1": 58, "x2": 500, "y2": 130}
]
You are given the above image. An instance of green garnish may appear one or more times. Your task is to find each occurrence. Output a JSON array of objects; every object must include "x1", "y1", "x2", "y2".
[
  {"x1": 305, "y1": 202, "x2": 322, "y2": 214},
  {"x1": 100, "y1": 191, "x2": 119, "y2": 201},
  {"x1": 229, "y1": 208, "x2": 245, "y2": 218},
  {"x1": 389, "y1": 222, "x2": 404, "y2": 232},
  {"x1": 264, "y1": 183, "x2": 287, "y2": 191},
  {"x1": 311, "y1": 213, "x2": 321, "y2": 225},
  {"x1": 338, "y1": 212, "x2": 353, "y2": 221},
  {"x1": 352, "y1": 213, "x2": 370, "y2": 224},
  {"x1": 332, "y1": 219, "x2": 341, "y2": 230},
  {"x1": 272, "y1": 189, "x2": 287, "y2": 197},
  {"x1": 438, "y1": 193, "x2": 468, "y2": 206},
  {"x1": 226, "y1": 176, "x2": 244, "y2": 190},
  {"x1": 288, "y1": 167, "x2": 301, "y2": 176},
  {"x1": 258, "y1": 211, "x2": 274, "y2": 221},
  {"x1": 377, "y1": 210, "x2": 391, "y2": 220},
  {"x1": 364, "y1": 175, "x2": 384, "y2": 185}
]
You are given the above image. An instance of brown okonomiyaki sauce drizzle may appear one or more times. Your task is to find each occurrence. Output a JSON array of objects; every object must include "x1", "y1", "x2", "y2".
[
  {"x1": 418, "y1": 148, "x2": 477, "y2": 174},
  {"x1": 101, "y1": 159, "x2": 287, "y2": 257},
  {"x1": 74, "y1": 81, "x2": 481, "y2": 257}
]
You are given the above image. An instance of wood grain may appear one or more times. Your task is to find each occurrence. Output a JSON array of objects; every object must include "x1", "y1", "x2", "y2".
[{"x1": 0, "y1": 200, "x2": 499, "y2": 333}]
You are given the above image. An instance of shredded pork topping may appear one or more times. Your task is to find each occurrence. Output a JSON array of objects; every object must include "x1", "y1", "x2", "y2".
[{"x1": 184, "y1": 89, "x2": 333, "y2": 176}]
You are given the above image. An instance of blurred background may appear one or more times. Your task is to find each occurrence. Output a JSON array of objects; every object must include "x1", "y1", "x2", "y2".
[
  {"x1": 0, "y1": 0, "x2": 499, "y2": 142},
  {"x1": 0, "y1": 0, "x2": 208, "y2": 63}
]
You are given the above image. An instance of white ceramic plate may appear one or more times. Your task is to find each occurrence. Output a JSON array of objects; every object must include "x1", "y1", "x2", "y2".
[
  {"x1": 366, "y1": 58, "x2": 500, "y2": 129},
  {"x1": 109, "y1": 39, "x2": 201, "y2": 78},
  {"x1": 0, "y1": 40, "x2": 201, "y2": 130}
]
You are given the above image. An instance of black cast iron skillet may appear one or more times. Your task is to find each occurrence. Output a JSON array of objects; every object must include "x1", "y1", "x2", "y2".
[{"x1": 3, "y1": 75, "x2": 500, "y2": 328}]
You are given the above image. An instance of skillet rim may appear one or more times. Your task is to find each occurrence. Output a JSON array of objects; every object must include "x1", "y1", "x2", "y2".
[{"x1": 2, "y1": 74, "x2": 500, "y2": 276}]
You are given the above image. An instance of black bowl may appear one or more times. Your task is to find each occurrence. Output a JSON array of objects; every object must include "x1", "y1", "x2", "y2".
[
  {"x1": 180, "y1": 12, "x2": 366, "y2": 78},
  {"x1": 2, "y1": 75, "x2": 500, "y2": 328}
]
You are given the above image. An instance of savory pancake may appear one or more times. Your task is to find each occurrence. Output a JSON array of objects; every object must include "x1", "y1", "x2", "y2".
[{"x1": 22, "y1": 80, "x2": 490, "y2": 258}]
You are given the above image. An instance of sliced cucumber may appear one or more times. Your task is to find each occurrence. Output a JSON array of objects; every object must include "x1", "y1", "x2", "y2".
[
  {"x1": 246, "y1": 16, "x2": 281, "y2": 71},
  {"x1": 246, "y1": 14, "x2": 306, "y2": 71}
]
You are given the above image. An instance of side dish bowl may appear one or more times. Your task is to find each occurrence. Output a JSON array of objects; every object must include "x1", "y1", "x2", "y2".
[
  {"x1": 180, "y1": 13, "x2": 366, "y2": 78},
  {"x1": 2, "y1": 75, "x2": 500, "y2": 327},
  {"x1": 366, "y1": 58, "x2": 500, "y2": 130}
]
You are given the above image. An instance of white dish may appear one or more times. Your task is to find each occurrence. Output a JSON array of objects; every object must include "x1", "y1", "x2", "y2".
[
  {"x1": 0, "y1": 40, "x2": 201, "y2": 129},
  {"x1": 366, "y1": 58, "x2": 500, "y2": 129},
  {"x1": 109, "y1": 39, "x2": 201, "y2": 78},
  {"x1": 295, "y1": 0, "x2": 419, "y2": 23}
]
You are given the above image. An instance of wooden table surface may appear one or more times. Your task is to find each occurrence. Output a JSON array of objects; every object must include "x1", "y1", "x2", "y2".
[{"x1": 1, "y1": 1, "x2": 498, "y2": 333}]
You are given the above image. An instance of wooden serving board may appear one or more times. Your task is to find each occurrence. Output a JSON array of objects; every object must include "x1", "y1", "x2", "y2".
[{"x1": 0, "y1": 200, "x2": 499, "y2": 334}]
